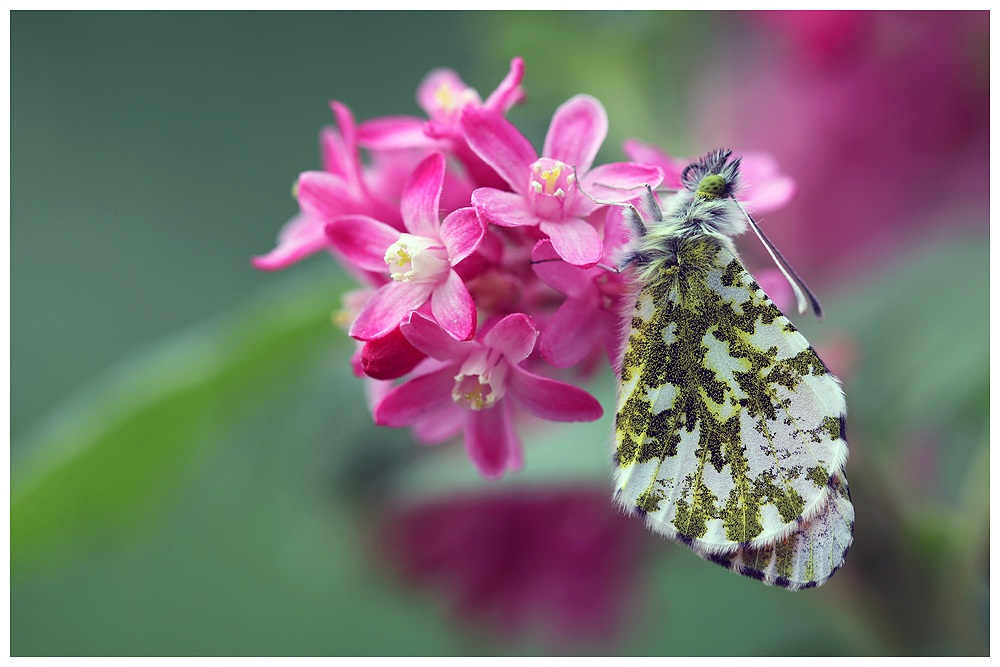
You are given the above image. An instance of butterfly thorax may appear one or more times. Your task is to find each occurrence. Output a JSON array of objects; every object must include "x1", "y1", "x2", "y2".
[
  {"x1": 628, "y1": 149, "x2": 751, "y2": 285},
  {"x1": 634, "y1": 191, "x2": 748, "y2": 287}
]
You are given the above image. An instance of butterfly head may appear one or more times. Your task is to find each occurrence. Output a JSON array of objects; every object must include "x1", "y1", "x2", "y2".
[
  {"x1": 696, "y1": 174, "x2": 726, "y2": 200},
  {"x1": 681, "y1": 149, "x2": 742, "y2": 201}
]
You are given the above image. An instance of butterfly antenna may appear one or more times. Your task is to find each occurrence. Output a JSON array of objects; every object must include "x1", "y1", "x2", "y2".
[
  {"x1": 574, "y1": 169, "x2": 656, "y2": 239},
  {"x1": 592, "y1": 181, "x2": 679, "y2": 197},
  {"x1": 731, "y1": 196, "x2": 823, "y2": 320}
]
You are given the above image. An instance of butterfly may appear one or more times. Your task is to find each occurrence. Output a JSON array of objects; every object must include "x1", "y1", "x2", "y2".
[{"x1": 609, "y1": 149, "x2": 853, "y2": 590}]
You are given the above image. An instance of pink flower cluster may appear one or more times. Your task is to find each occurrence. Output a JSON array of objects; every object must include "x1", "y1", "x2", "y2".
[
  {"x1": 253, "y1": 58, "x2": 795, "y2": 480},
  {"x1": 382, "y1": 489, "x2": 648, "y2": 644}
]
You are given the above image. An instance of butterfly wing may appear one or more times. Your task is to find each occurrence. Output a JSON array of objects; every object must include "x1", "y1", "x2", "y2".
[
  {"x1": 613, "y1": 236, "x2": 852, "y2": 588},
  {"x1": 700, "y1": 469, "x2": 853, "y2": 589}
]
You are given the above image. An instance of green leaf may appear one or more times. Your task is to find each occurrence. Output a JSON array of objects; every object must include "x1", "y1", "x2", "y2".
[{"x1": 11, "y1": 268, "x2": 351, "y2": 572}]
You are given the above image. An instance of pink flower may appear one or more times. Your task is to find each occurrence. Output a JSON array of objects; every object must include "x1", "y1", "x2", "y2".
[
  {"x1": 373, "y1": 312, "x2": 603, "y2": 479},
  {"x1": 358, "y1": 58, "x2": 527, "y2": 189},
  {"x1": 700, "y1": 12, "x2": 987, "y2": 277},
  {"x1": 357, "y1": 326, "x2": 427, "y2": 380},
  {"x1": 622, "y1": 139, "x2": 796, "y2": 214},
  {"x1": 325, "y1": 152, "x2": 485, "y2": 342},
  {"x1": 381, "y1": 488, "x2": 648, "y2": 645},
  {"x1": 253, "y1": 101, "x2": 404, "y2": 272},
  {"x1": 463, "y1": 95, "x2": 663, "y2": 267},
  {"x1": 531, "y1": 239, "x2": 627, "y2": 369}
]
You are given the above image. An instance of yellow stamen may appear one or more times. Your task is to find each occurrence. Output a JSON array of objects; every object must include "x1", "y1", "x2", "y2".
[
  {"x1": 435, "y1": 85, "x2": 456, "y2": 112},
  {"x1": 464, "y1": 382, "x2": 487, "y2": 410},
  {"x1": 542, "y1": 165, "x2": 561, "y2": 195},
  {"x1": 394, "y1": 247, "x2": 412, "y2": 267}
]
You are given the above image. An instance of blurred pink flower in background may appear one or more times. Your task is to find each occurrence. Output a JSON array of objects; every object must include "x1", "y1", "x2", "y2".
[
  {"x1": 382, "y1": 489, "x2": 648, "y2": 645},
  {"x1": 702, "y1": 11, "x2": 988, "y2": 279}
]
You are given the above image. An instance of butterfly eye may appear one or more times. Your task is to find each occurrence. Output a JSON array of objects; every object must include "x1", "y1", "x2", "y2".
[{"x1": 696, "y1": 174, "x2": 726, "y2": 198}]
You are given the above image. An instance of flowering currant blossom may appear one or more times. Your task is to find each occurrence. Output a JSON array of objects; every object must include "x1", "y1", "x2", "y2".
[
  {"x1": 325, "y1": 152, "x2": 484, "y2": 341},
  {"x1": 529, "y1": 238, "x2": 628, "y2": 371},
  {"x1": 463, "y1": 95, "x2": 663, "y2": 266},
  {"x1": 358, "y1": 58, "x2": 527, "y2": 190},
  {"x1": 253, "y1": 101, "x2": 407, "y2": 272},
  {"x1": 373, "y1": 312, "x2": 603, "y2": 480},
  {"x1": 254, "y1": 59, "x2": 798, "y2": 483}
]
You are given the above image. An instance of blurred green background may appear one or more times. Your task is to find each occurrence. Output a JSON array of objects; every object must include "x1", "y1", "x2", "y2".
[{"x1": 12, "y1": 11, "x2": 988, "y2": 656}]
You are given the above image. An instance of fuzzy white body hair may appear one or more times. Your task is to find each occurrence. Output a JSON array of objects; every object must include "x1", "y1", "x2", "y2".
[
  {"x1": 627, "y1": 148, "x2": 750, "y2": 286},
  {"x1": 634, "y1": 192, "x2": 748, "y2": 283}
]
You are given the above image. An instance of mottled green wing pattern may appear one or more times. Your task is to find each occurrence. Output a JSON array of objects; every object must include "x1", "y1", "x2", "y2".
[
  {"x1": 699, "y1": 470, "x2": 853, "y2": 590},
  {"x1": 613, "y1": 236, "x2": 852, "y2": 589}
]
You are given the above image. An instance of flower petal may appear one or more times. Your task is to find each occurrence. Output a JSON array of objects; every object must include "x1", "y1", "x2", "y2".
[
  {"x1": 507, "y1": 367, "x2": 604, "y2": 422},
  {"x1": 357, "y1": 115, "x2": 438, "y2": 150},
  {"x1": 431, "y1": 270, "x2": 477, "y2": 341},
  {"x1": 742, "y1": 175, "x2": 797, "y2": 214},
  {"x1": 539, "y1": 296, "x2": 604, "y2": 368},
  {"x1": 483, "y1": 313, "x2": 537, "y2": 363},
  {"x1": 539, "y1": 217, "x2": 604, "y2": 267},
  {"x1": 530, "y1": 240, "x2": 598, "y2": 297},
  {"x1": 364, "y1": 375, "x2": 394, "y2": 412},
  {"x1": 372, "y1": 365, "x2": 459, "y2": 427},
  {"x1": 412, "y1": 402, "x2": 466, "y2": 443},
  {"x1": 322, "y1": 101, "x2": 363, "y2": 194},
  {"x1": 417, "y1": 68, "x2": 480, "y2": 121},
  {"x1": 543, "y1": 94, "x2": 608, "y2": 174},
  {"x1": 471, "y1": 188, "x2": 540, "y2": 228},
  {"x1": 402, "y1": 152, "x2": 446, "y2": 238},
  {"x1": 739, "y1": 152, "x2": 797, "y2": 213},
  {"x1": 753, "y1": 268, "x2": 796, "y2": 313},
  {"x1": 400, "y1": 311, "x2": 471, "y2": 361},
  {"x1": 297, "y1": 171, "x2": 358, "y2": 220},
  {"x1": 440, "y1": 206, "x2": 485, "y2": 264},
  {"x1": 465, "y1": 402, "x2": 520, "y2": 480},
  {"x1": 349, "y1": 280, "x2": 434, "y2": 341},
  {"x1": 252, "y1": 214, "x2": 329, "y2": 271},
  {"x1": 461, "y1": 106, "x2": 537, "y2": 194},
  {"x1": 324, "y1": 215, "x2": 400, "y2": 272},
  {"x1": 622, "y1": 138, "x2": 686, "y2": 188},
  {"x1": 483, "y1": 56, "x2": 527, "y2": 114},
  {"x1": 360, "y1": 326, "x2": 428, "y2": 380},
  {"x1": 579, "y1": 162, "x2": 664, "y2": 204}
]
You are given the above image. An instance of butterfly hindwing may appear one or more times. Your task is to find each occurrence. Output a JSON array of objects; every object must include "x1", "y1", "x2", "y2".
[
  {"x1": 699, "y1": 469, "x2": 854, "y2": 589},
  {"x1": 613, "y1": 236, "x2": 852, "y2": 586}
]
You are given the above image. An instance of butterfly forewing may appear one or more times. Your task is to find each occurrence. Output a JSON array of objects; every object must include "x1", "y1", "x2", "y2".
[{"x1": 613, "y1": 236, "x2": 851, "y2": 584}]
